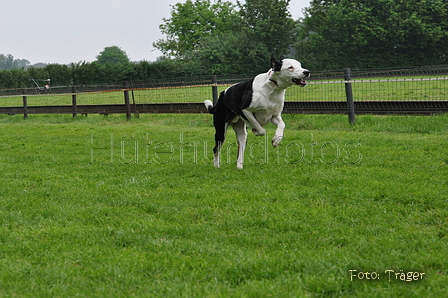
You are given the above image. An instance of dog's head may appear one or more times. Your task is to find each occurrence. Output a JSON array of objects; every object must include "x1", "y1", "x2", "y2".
[{"x1": 270, "y1": 54, "x2": 310, "y2": 88}]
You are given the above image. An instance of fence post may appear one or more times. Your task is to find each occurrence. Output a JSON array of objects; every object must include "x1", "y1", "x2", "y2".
[
  {"x1": 22, "y1": 88, "x2": 28, "y2": 119},
  {"x1": 71, "y1": 86, "x2": 77, "y2": 117},
  {"x1": 123, "y1": 81, "x2": 131, "y2": 120},
  {"x1": 344, "y1": 68, "x2": 356, "y2": 124},
  {"x1": 211, "y1": 75, "x2": 218, "y2": 104}
]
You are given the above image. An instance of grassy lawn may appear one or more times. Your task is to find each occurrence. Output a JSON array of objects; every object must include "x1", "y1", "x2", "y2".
[{"x1": 0, "y1": 113, "x2": 447, "y2": 297}]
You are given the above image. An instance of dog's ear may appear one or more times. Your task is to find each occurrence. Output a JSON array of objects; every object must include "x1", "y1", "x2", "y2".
[{"x1": 270, "y1": 53, "x2": 283, "y2": 72}]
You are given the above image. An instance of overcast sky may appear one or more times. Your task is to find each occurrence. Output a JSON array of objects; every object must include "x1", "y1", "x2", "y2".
[{"x1": 1, "y1": 0, "x2": 311, "y2": 65}]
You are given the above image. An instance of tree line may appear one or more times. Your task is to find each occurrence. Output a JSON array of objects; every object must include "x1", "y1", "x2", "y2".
[
  {"x1": 153, "y1": 0, "x2": 448, "y2": 71},
  {"x1": 0, "y1": 54, "x2": 45, "y2": 71},
  {"x1": 0, "y1": 58, "x2": 206, "y2": 89},
  {"x1": 298, "y1": 0, "x2": 448, "y2": 69},
  {"x1": 1, "y1": 0, "x2": 447, "y2": 89}
]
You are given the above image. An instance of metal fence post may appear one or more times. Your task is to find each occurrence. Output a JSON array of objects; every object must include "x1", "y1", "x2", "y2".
[
  {"x1": 123, "y1": 81, "x2": 131, "y2": 120},
  {"x1": 22, "y1": 88, "x2": 28, "y2": 119},
  {"x1": 211, "y1": 75, "x2": 218, "y2": 104},
  {"x1": 344, "y1": 68, "x2": 356, "y2": 124},
  {"x1": 71, "y1": 86, "x2": 77, "y2": 117}
]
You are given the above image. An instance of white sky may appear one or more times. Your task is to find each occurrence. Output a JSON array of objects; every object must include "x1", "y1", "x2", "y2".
[{"x1": 1, "y1": 0, "x2": 311, "y2": 65}]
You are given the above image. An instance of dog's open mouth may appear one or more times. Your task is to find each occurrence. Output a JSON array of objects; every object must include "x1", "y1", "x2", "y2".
[{"x1": 292, "y1": 78, "x2": 307, "y2": 87}]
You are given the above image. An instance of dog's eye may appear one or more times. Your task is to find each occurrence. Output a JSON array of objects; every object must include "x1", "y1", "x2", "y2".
[{"x1": 288, "y1": 66, "x2": 294, "y2": 71}]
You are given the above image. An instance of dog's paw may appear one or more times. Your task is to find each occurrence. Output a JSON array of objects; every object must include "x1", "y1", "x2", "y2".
[
  {"x1": 252, "y1": 128, "x2": 266, "y2": 136},
  {"x1": 272, "y1": 135, "x2": 283, "y2": 147}
]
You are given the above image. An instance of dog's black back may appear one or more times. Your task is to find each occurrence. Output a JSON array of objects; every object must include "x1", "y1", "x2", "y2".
[{"x1": 206, "y1": 79, "x2": 254, "y2": 124}]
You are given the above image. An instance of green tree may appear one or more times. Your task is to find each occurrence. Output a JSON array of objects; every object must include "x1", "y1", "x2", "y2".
[
  {"x1": 238, "y1": 0, "x2": 296, "y2": 55},
  {"x1": 0, "y1": 54, "x2": 6, "y2": 70},
  {"x1": 0, "y1": 54, "x2": 15, "y2": 70},
  {"x1": 11, "y1": 59, "x2": 30, "y2": 69},
  {"x1": 0, "y1": 68, "x2": 29, "y2": 88},
  {"x1": 44, "y1": 64, "x2": 72, "y2": 85},
  {"x1": 155, "y1": 0, "x2": 297, "y2": 73},
  {"x1": 153, "y1": 0, "x2": 242, "y2": 58},
  {"x1": 296, "y1": 0, "x2": 448, "y2": 70},
  {"x1": 192, "y1": 32, "x2": 270, "y2": 74},
  {"x1": 96, "y1": 46, "x2": 130, "y2": 64}
]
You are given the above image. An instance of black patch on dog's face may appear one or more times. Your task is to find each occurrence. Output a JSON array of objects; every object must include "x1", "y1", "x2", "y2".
[{"x1": 270, "y1": 53, "x2": 284, "y2": 72}]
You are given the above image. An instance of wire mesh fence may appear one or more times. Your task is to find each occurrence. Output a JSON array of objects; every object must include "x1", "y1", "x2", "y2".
[
  {"x1": 129, "y1": 65, "x2": 448, "y2": 103},
  {"x1": 0, "y1": 65, "x2": 447, "y2": 115}
]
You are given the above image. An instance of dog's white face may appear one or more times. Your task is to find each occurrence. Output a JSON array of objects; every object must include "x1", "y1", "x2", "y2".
[{"x1": 277, "y1": 58, "x2": 310, "y2": 87}]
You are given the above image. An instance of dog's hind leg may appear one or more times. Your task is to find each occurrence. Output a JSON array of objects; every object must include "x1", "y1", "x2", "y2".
[
  {"x1": 231, "y1": 119, "x2": 247, "y2": 169},
  {"x1": 213, "y1": 141, "x2": 222, "y2": 168},
  {"x1": 213, "y1": 115, "x2": 228, "y2": 168}
]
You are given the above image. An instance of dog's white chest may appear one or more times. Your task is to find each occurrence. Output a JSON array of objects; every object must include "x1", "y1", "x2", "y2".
[{"x1": 247, "y1": 84, "x2": 285, "y2": 125}]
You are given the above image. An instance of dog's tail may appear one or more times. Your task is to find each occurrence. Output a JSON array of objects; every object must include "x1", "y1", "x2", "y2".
[{"x1": 203, "y1": 100, "x2": 215, "y2": 114}]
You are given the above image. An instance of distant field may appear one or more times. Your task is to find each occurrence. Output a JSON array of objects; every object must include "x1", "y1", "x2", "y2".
[
  {"x1": 0, "y1": 113, "x2": 447, "y2": 297},
  {"x1": 1, "y1": 75, "x2": 447, "y2": 107}
]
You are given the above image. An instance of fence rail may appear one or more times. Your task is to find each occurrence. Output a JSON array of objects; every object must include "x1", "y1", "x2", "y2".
[
  {"x1": 0, "y1": 101, "x2": 447, "y2": 117},
  {"x1": 1, "y1": 65, "x2": 447, "y2": 121}
]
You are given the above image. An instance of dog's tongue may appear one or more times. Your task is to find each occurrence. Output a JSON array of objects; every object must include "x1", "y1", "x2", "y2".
[{"x1": 292, "y1": 78, "x2": 307, "y2": 86}]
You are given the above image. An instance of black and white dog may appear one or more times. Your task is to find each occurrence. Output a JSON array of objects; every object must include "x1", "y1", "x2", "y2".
[{"x1": 204, "y1": 54, "x2": 310, "y2": 169}]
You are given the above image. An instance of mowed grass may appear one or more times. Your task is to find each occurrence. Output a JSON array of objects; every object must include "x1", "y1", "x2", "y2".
[{"x1": 0, "y1": 113, "x2": 447, "y2": 297}]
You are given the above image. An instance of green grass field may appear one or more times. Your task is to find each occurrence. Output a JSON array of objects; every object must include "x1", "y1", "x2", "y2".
[{"x1": 0, "y1": 113, "x2": 447, "y2": 297}]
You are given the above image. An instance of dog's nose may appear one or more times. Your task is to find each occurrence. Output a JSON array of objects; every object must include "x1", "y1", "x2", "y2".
[{"x1": 303, "y1": 70, "x2": 310, "y2": 77}]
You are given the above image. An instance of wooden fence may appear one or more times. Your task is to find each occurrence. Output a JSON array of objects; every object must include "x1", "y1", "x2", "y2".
[{"x1": 1, "y1": 66, "x2": 448, "y2": 122}]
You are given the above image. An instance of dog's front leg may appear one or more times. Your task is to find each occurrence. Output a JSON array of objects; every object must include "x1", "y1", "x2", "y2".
[
  {"x1": 271, "y1": 115, "x2": 285, "y2": 147},
  {"x1": 242, "y1": 110, "x2": 266, "y2": 136}
]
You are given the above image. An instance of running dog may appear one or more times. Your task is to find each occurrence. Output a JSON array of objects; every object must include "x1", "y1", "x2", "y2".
[{"x1": 204, "y1": 54, "x2": 310, "y2": 169}]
